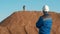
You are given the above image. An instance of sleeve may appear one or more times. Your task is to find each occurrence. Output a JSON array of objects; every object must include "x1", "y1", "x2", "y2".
[{"x1": 36, "y1": 16, "x2": 43, "y2": 28}]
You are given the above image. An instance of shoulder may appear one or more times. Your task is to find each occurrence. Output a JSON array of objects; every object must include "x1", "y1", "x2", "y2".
[
  {"x1": 39, "y1": 16, "x2": 43, "y2": 19},
  {"x1": 38, "y1": 16, "x2": 43, "y2": 21}
]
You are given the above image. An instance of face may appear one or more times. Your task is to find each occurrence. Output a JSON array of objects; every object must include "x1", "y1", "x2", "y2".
[{"x1": 43, "y1": 11, "x2": 48, "y2": 15}]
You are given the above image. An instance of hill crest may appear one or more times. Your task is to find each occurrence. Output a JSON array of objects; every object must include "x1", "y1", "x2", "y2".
[{"x1": 0, "y1": 11, "x2": 60, "y2": 34}]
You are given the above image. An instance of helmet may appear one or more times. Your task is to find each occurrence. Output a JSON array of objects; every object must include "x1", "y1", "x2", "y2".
[{"x1": 43, "y1": 5, "x2": 49, "y2": 12}]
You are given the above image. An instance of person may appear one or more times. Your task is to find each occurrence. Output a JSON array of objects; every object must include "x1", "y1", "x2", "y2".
[
  {"x1": 36, "y1": 5, "x2": 52, "y2": 34},
  {"x1": 23, "y1": 5, "x2": 25, "y2": 11}
]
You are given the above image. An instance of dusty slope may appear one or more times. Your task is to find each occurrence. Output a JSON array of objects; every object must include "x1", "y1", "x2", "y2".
[{"x1": 0, "y1": 11, "x2": 60, "y2": 34}]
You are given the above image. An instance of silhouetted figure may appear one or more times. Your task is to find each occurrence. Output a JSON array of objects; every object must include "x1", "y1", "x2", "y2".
[
  {"x1": 23, "y1": 5, "x2": 25, "y2": 11},
  {"x1": 36, "y1": 5, "x2": 52, "y2": 34}
]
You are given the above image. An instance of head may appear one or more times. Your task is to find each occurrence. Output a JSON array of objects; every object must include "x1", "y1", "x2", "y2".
[{"x1": 42, "y1": 5, "x2": 49, "y2": 15}]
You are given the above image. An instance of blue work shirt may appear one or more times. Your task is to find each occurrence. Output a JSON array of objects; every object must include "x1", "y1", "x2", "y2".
[{"x1": 36, "y1": 14, "x2": 52, "y2": 34}]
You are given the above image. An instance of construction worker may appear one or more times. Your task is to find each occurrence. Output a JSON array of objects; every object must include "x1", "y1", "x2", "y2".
[{"x1": 36, "y1": 5, "x2": 52, "y2": 34}]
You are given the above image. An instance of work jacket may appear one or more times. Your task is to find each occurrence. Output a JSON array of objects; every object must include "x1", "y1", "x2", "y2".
[{"x1": 36, "y1": 13, "x2": 52, "y2": 34}]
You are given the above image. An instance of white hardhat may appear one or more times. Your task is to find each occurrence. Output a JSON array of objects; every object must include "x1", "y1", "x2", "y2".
[{"x1": 43, "y1": 5, "x2": 49, "y2": 12}]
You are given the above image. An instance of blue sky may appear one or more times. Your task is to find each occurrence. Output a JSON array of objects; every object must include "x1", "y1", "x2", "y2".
[{"x1": 0, "y1": 0, "x2": 60, "y2": 22}]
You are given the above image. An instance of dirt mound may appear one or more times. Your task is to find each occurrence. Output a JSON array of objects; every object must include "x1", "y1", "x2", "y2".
[{"x1": 0, "y1": 11, "x2": 60, "y2": 34}]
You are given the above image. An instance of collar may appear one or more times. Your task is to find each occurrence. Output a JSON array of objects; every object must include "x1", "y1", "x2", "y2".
[{"x1": 44, "y1": 12, "x2": 49, "y2": 16}]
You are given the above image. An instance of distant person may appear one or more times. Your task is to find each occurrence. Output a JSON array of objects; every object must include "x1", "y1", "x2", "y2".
[
  {"x1": 36, "y1": 5, "x2": 52, "y2": 34},
  {"x1": 23, "y1": 5, "x2": 25, "y2": 11}
]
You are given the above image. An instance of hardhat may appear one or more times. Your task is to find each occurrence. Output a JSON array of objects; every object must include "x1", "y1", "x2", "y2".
[{"x1": 43, "y1": 5, "x2": 49, "y2": 12}]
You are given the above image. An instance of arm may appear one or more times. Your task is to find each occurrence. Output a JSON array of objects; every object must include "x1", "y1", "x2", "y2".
[{"x1": 36, "y1": 16, "x2": 43, "y2": 28}]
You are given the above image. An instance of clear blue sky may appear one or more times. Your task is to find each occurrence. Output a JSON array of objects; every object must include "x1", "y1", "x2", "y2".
[{"x1": 0, "y1": 0, "x2": 60, "y2": 22}]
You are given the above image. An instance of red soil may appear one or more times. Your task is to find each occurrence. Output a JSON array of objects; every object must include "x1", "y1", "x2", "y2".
[{"x1": 0, "y1": 11, "x2": 60, "y2": 34}]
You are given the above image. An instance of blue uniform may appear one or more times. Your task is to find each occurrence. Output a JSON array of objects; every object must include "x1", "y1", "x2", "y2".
[{"x1": 36, "y1": 14, "x2": 52, "y2": 34}]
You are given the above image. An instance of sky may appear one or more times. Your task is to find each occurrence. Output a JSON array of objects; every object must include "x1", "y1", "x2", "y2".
[{"x1": 0, "y1": 0, "x2": 60, "y2": 22}]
